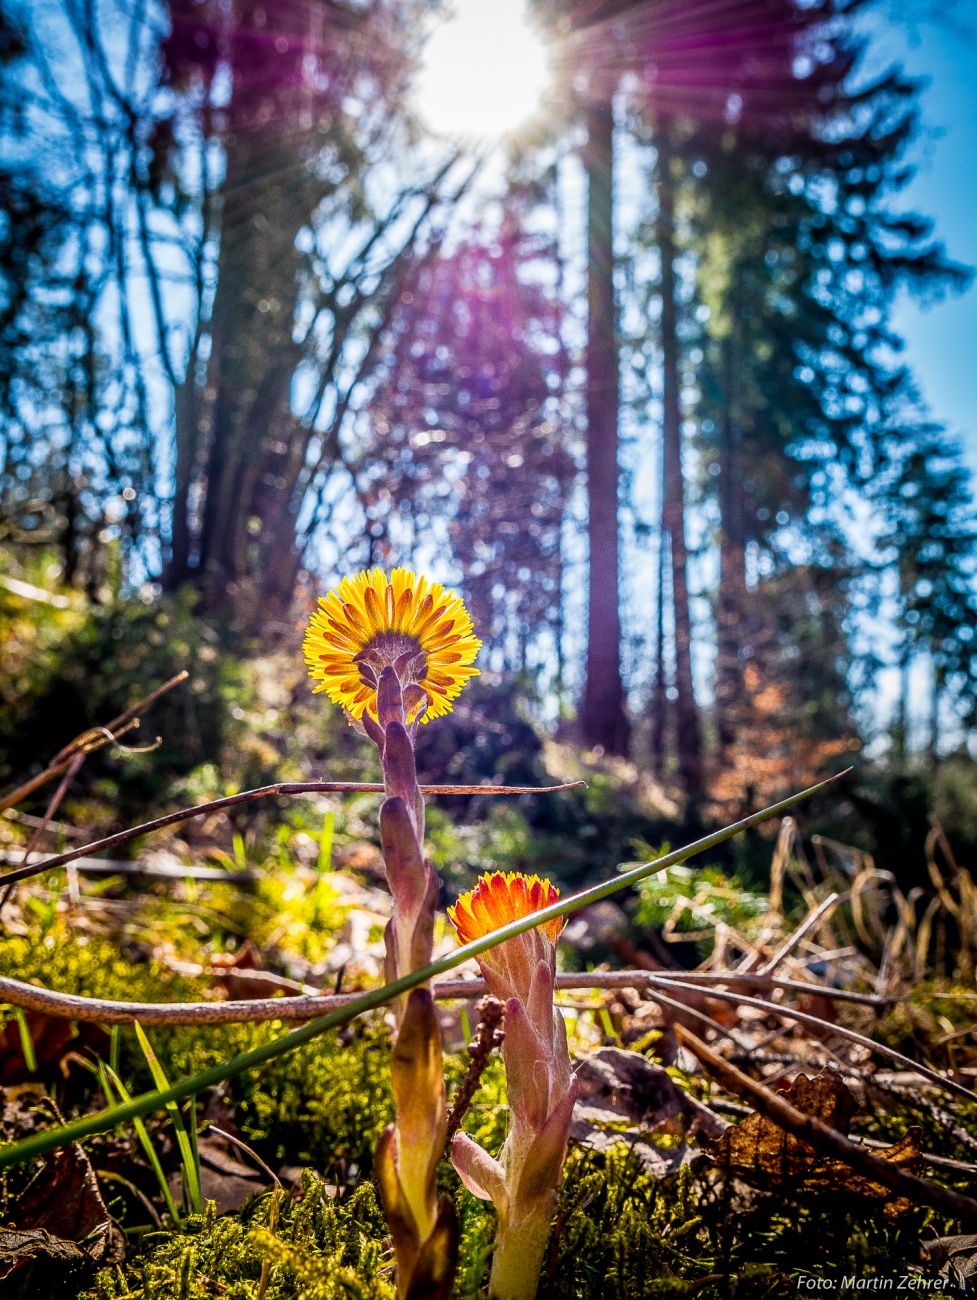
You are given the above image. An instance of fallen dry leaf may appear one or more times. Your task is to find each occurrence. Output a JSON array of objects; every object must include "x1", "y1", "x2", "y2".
[
  {"x1": 705, "y1": 1071, "x2": 923, "y2": 1216},
  {"x1": 14, "y1": 1142, "x2": 125, "y2": 1264},
  {"x1": 0, "y1": 1227, "x2": 94, "y2": 1299},
  {"x1": 166, "y1": 1134, "x2": 267, "y2": 1216},
  {"x1": 921, "y1": 1232, "x2": 977, "y2": 1285}
]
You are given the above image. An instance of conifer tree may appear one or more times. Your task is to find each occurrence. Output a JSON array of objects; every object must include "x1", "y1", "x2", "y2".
[
  {"x1": 876, "y1": 414, "x2": 977, "y2": 761},
  {"x1": 674, "y1": 6, "x2": 969, "y2": 788}
]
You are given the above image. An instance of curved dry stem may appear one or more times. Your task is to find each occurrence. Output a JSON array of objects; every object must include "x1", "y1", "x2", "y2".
[
  {"x1": 0, "y1": 672, "x2": 189, "y2": 815},
  {"x1": 0, "y1": 781, "x2": 586, "y2": 892},
  {"x1": 0, "y1": 969, "x2": 881, "y2": 1028}
]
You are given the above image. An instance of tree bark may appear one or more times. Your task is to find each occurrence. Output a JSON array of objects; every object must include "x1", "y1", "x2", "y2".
[
  {"x1": 657, "y1": 135, "x2": 702, "y2": 796},
  {"x1": 581, "y1": 95, "x2": 630, "y2": 756},
  {"x1": 716, "y1": 334, "x2": 748, "y2": 761},
  {"x1": 895, "y1": 634, "x2": 911, "y2": 764},
  {"x1": 649, "y1": 526, "x2": 669, "y2": 780}
]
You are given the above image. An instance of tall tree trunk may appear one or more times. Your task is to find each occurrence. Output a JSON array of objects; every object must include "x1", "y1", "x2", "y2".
[
  {"x1": 716, "y1": 333, "x2": 747, "y2": 761},
  {"x1": 929, "y1": 661, "x2": 942, "y2": 769},
  {"x1": 182, "y1": 108, "x2": 304, "y2": 620},
  {"x1": 167, "y1": 379, "x2": 196, "y2": 589},
  {"x1": 581, "y1": 95, "x2": 630, "y2": 756},
  {"x1": 657, "y1": 134, "x2": 702, "y2": 796},
  {"x1": 895, "y1": 633, "x2": 911, "y2": 764},
  {"x1": 649, "y1": 526, "x2": 669, "y2": 780}
]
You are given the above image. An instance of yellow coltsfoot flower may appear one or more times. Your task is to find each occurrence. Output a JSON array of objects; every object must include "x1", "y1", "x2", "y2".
[
  {"x1": 448, "y1": 871, "x2": 575, "y2": 1300},
  {"x1": 303, "y1": 566, "x2": 481, "y2": 723},
  {"x1": 449, "y1": 871, "x2": 564, "y2": 997},
  {"x1": 449, "y1": 871, "x2": 564, "y2": 948},
  {"x1": 303, "y1": 568, "x2": 467, "y2": 1297}
]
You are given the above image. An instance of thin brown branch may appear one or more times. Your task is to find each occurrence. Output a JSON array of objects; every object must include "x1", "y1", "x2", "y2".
[
  {"x1": 850, "y1": 1135, "x2": 977, "y2": 1177},
  {"x1": 635, "y1": 985, "x2": 755, "y2": 1052},
  {"x1": 647, "y1": 975, "x2": 977, "y2": 1105},
  {"x1": 0, "y1": 970, "x2": 897, "y2": 1029},
  {"x1": 674, "y1": 1023, "x2": 977, "y2": 1225},
  {"x1": 0, "y1": 752, "x2": 86, "y2": 914},
  {"x1": 0, "y1": 781, "x2": 586, "y2": 891},
  {"x1": 1, "y1": 809, "x2": 87, "y2": 840},
  {"x1": 649, "y1": 970, "x2": 890, "y2": 1007},
  {"x1": 0, "y1": 671, "x2": 189, "y2": 814},
  {"x1": 0, "y1": 852, "x2": 257, "y2": 883},
  {"x1": 17, "y1": 753, "x2": 85, "y2": 868}
]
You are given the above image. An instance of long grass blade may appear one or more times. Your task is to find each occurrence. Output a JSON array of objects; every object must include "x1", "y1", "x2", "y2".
[
  {"x1": 133, "y1": 1022, "x2": 202, "y2": 1214},
  {"x1": 96, "y1": 1059, "x2": 126, "y2": 1141},
  {"x1": 12, "y1": 1007, "x2": 36, "y2": 1072},
  {"x1": 0, "y1": 772, "x2": 844, "y2": 1170},
  {"x1": 103, "y1": 1062, "x2": 182, "y2": 1225}
]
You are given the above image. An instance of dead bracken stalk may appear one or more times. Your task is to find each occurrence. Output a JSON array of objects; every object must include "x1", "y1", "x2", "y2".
[
  {"x1": 758, "y1": 891, "x2": 844, "y2": 975},
  {"x1": 445, "y1": 996, "x2": 506, "y2": 1151},
  {"x1": 674, "y1": 1023, "x2": 977, "y2": 1225},
  {"x1": 0, "y1": 779, "x2": 587, "y2": 893}
]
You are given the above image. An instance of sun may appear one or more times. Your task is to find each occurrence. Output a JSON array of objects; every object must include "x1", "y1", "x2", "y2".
[{"x1": 413, "y1": 0, "x2": 550, "y2": 142}]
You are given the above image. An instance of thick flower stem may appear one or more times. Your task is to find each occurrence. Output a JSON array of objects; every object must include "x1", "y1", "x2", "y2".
[
  {"x1": 447, "y1": 874, "x2": 577, "y2": 1300},
  {"x1": 489, "y1": 1201, "x2": 556, "y2": 1300},
  {"x1": 369, "y1": 663, "x2": 456, "y2": 1300}
]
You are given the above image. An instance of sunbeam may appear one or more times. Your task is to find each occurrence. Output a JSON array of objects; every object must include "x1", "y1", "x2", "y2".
[{"x1": 413, "y1": 0, "x2": 550, "y2": 141}]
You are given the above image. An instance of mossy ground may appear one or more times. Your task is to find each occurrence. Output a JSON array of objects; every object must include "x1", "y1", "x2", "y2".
[{"x1": 0, "y1": 905, "x2": 969, "y2": 1299}]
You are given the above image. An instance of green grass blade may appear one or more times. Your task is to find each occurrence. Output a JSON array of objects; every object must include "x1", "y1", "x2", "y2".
[
  {"x1": 104, "y1": 1062, "x2": 182, "y2": 1226},
  {"x1": 187, "y1": 1094, "x2": 199, "y2": 1199},
  {"x1": 133, "y1": 1023, "x2": 202, "y2": 1214},
  {"x1": 12, "y1": 1008, "x2": 36, "y2": 1072},
  {"x1": 318, "y1": 810, "x2": 335, "y2": 874},
  {"x1": 97, "y1": 1059, "x2": 126, "y2": 1141},
  {"x1": 232, "y1": 832, "x2": 247, "y2": 871},
  {"x1": 0, "y1": 772, "x2": 844, "y2": 1171}
]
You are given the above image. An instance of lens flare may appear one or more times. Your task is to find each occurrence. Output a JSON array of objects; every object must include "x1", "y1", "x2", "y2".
[{"x1": 413, "y1": 0, "x2": 550, "y2": 141}]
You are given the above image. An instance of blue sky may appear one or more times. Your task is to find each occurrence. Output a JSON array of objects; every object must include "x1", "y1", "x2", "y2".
[{"x1": 868, "y1": 5, "x2": 977, "y2": 468}]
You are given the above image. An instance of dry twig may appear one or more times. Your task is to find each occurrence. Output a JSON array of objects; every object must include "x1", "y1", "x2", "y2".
[
  {"x1": 0, "y1": 780, "x2": 586, "y2": 892},
  {"x1": 0, "y1": 752, "x2": 86, "y2": 914},
  {"x1": 758, "y1": 892, "x2": 843, "y2": 975},
  {"x1": 674, "y1": 1023, "x2": 977, "y2": 1224},
  {"x1": 0, "y1": 971, "x2": 883, "y2": 1028},
  {"x1": 648, "y1": 975, "x2": 977, "y2": 1104},
  {"x1": 0, "y1": 671, "x2": 189, "y2": 814}
]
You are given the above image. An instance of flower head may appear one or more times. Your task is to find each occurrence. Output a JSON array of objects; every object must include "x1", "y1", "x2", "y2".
[
  {"x1": 449, "y1": 872, "x2": 564, "y2": 952},
  {"x1": 303, "y1": 567, "x2": 481, "y2": 723}
]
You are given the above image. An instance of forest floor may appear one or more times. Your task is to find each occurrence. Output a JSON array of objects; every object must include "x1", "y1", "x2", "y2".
[
  {"x1": 3, "y1": 642, "x2": 977, "y2": 1297},
  {"x1": 3, "y1": 776, "x2": 977, "y2": 1299}
]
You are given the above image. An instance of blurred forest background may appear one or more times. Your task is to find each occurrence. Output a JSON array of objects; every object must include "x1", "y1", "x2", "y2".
[{"x1": 2, "y1": 0, "x2": 977, "y2": 887}]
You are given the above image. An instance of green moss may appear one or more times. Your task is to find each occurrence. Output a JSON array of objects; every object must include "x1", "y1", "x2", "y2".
[{"x1": 95, "y1": 1177, "x2": 397, "y2": 1299}]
